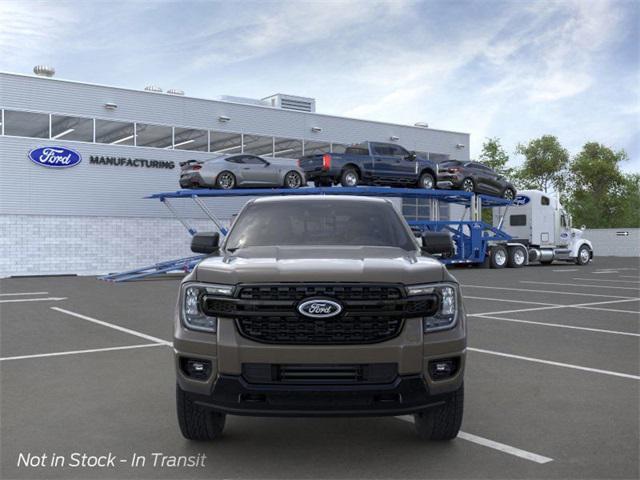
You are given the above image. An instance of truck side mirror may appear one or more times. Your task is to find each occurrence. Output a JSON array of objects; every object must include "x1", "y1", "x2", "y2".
[
  {"x1": 191, "y1": 232, "x2": 220, "y2": 254},
  {"x1": 407, "y1": 151, "x2": 417, "y2": 161},
  {"x1": 420, "y1": 231, "x2": 454, "y2": 258}
]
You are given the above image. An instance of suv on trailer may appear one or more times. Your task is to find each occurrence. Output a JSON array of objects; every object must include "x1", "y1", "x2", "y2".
[{"x1": 174, "y1": 196, "x2": 466, "y2": 441}]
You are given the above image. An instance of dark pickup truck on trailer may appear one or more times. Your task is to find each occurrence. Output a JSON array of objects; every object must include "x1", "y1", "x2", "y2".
[{"x1": 298, "y1": 141, "x2": 439, "y2": 189}]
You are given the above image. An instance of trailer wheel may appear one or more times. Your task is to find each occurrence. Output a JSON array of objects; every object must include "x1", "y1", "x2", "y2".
[
  {"x1": 490, "y1": 245, "x2": 508, "y2": 269},
  {"x1": 576, "y1": 245, "x2": 591, "y2": 265},
  {"x1": 507, "y1": 246, "x2": 526, "y2": 268}
]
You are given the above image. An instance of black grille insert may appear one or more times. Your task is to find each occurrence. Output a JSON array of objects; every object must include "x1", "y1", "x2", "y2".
[
  {"x1": 202, "y1": 283, "x2": 438, "y2": 345},
  {"x1": 242, "y1": 363, "x2": 398, "y2": 384}
]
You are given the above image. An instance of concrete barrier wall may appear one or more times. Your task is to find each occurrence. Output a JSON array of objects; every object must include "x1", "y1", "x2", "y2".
[{"x1": 584, "y1": 228, "x2": 640, "y2": 257}]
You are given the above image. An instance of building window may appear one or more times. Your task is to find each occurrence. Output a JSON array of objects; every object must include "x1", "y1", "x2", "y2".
[
  {"x1": 304, "y1": 140, "x2": 331, "y2": 155},
  {"x1": 95, "y1": 119, "x2": 135, "y2": 145},
  {"x1": 210, "y1": 131, "x2": 243, "y2": 154},
  {"x1": 273, "y1": 137, "x2": 303, "y2": 159},
  {"x1": 3, "y1": 110, "x2": 49, "y2": 138},
  {"x1": 173, "y1": 127, "x2": 208, "y2": 151},
  {"x1": 243, "y1": 134, "x2": 274, "y2": 156},
  {"x1": 135, "y1": 123, "x2": 173, "y2": 148},
  {"x1": 50, "y1": 114, "x2": 93, "y2": 142}
]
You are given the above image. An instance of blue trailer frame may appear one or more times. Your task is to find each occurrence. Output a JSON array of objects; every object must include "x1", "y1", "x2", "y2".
[{"x1": 100, "y1": 186, "x2": 512, "y2": 281}]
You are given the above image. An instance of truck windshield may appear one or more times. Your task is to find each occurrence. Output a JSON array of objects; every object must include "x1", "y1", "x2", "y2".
[{"x1": 225, "y1": 201, "x2": 416, "y2": 251}]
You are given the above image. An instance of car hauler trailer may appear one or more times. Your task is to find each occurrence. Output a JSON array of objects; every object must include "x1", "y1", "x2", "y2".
[
  {"x1": 100, "y1": 186, "x2": 593, "y2": 282},
  {"x1": 492, "y1": 189, "x2": 593, "y2": 266}
]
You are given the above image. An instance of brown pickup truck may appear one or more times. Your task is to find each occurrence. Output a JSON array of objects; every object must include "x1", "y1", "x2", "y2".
[{"x1": 174, "y1": 195, "x2": 466, "y2": 441}]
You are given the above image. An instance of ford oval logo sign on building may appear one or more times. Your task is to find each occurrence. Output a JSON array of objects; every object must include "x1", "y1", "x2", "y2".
[
  {"x1": 298, "y1": 299, "x2": 343, "y2": 318},
  {"x1": 28, "y1": 146, "x2": 82, "y2": 168}
]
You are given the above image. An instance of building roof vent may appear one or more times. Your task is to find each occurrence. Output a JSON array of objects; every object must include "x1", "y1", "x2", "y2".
[
  {"x1": 144, "y1": 85, "x2": 163, "y2": 93},
  {"x1": 33, "y1": 65, "x2": 55, "y2": 77},
  {"x1": 262, "y1": 94, "x2": 316, "y2": 113},
  {"x1": 167, "y1": 89, "x2": 184, "y2": 96}
]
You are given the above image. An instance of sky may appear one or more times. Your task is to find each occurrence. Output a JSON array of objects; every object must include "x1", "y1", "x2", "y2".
[{"x1": 1, "y1": 0, "x2": 638, "y2": 172}]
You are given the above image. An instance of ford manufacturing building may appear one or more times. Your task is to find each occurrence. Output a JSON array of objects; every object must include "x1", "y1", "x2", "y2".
[{"x1": 0, "y1": 70, "x2": 470, "y2": 278}]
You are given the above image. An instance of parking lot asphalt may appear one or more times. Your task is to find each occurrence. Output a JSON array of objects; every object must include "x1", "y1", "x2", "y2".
[{"x1": 1, "y1": 256, "x2": 638, "y2": 479}]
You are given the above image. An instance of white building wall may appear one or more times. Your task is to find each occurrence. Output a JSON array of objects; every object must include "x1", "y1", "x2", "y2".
[{"x1": 584, "y1": 228, "x2": 640, "y2": 257}]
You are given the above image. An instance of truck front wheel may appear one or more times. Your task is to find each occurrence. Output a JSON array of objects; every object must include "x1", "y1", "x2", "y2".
[
  {"x1": 576, "y1": 245, "x2": 591, "y2": 265},
  {"x1": 414, "y1": 384, "x2": 464, "y2": 441},
  {"x1": 176, "y1": 384, "x2": 226, "y2": 441}
]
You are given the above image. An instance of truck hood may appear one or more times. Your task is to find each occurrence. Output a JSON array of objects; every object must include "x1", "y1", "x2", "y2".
[{"x1": 194, "y1": 246, "x2": 446, "y2": 285}]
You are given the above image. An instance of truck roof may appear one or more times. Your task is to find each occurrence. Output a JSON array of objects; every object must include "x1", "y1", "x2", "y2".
[{"x1": 252, "y1": 195, "x2": 390, "y2": 205}]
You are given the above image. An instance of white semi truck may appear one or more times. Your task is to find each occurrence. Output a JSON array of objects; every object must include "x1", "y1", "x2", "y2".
[{"x1": 491, "y1": 189, "x2": 593, "y2": 268}]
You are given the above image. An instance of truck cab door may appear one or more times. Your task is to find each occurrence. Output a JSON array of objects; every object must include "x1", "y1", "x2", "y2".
[
  {"x1": 370, "y1": 143, "x2": 396, "y2": 181},
  {"x1": 558, "y1": 211, "x2": 571, "y2": 246}
]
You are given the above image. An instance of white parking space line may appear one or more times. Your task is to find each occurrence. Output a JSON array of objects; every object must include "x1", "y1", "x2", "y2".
[
  {"x1": 552, "y1": 269, "x2": 579, "y2": 272},
  {"x1": 51, "y1": 307, "x2": 172, "y2": 346},
  {"x1": 472, "y1": 315, "x2": 640, "y2": 337},
  {"x1": 520, "y1": 281, "x2": 640, "y2": 291},
  {"x1": 0, "y1": 297, "x2": 67, "y2": 304},
  {"x1": 621, "y1": 275, "x2": 640, "y2": 279},
  {"x1": 468, "y1": 347, "x2": 640, "y2": 380},
  {"x1": 573, "y1": 278, "x2": 640, "y2": 284},
  {"x1": 0, "y1": 343, "x2": 167, "y2": 362},
  {"x1": 0, "y1": 292, "x2": 49, "y2": 296},
  {"x1": 462, "y1": 284, "x2": 637, "y2": 299},
  {"x1": 593, "y1": 271, "x2": 620, "y2": 274},
  {"x1": 470, "y1": 298, "x2": 640, "y2": 317},
  {"x1": 395, "y1": 416, "x2": 553, "y2": 464},
  {"x1": 464, "y1": 296, "x2": 559, "y2": 307}
]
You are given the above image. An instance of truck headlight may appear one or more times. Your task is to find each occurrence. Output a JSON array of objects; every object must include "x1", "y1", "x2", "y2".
[
  {"x1": 181, "y1": 283, "x2": 233, "y2": 332},
  {"x1": 407, "y1": 283, "x2": 458, "y2": 332}
]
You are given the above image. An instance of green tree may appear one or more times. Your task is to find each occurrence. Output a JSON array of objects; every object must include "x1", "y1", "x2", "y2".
[
  {"x1": 565, "y1": 142, "x2": 638, "y2": 228},
  {"x1": 516, "y1": 135, "x2": 569, "y2": 193},
  {"x1": 479, "y1": 137, "x2": 513, "y2": 176}
]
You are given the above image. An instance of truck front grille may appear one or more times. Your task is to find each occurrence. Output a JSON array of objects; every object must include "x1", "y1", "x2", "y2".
[
  {"x1": 202, "y1": 283, "x2": 439, "y2": 345},
  {"x1": 242, "y1": 363, "x2": 398, "y2": 384}
]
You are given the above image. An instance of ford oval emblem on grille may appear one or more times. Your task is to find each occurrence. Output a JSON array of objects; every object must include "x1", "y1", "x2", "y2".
[{"x1": 298, "y1": 299, "x2": 342, "y2": 318}]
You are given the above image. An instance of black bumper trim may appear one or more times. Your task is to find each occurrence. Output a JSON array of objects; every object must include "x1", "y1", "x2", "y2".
[{"x1": 192, "y1": 374, "x2": 452, "y2": 417}]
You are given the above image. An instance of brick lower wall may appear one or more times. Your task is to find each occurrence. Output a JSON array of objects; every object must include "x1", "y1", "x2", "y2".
[{"x1": 0, "y1": 215, "x2": 229, "y2": 277}]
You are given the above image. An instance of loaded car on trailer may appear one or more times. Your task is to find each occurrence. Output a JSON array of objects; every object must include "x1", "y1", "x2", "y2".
[
  {"x1": 298, "y1": 141, "x2": 439, "y2": 189},
  {"x1": 179, "y1": 154, "x2": 306, "y2": 189},
  {"x1": 174, "y1": 196, "x2": 466, "y2": 441},
  {"x1": 437, "y1": 160, "x2": 517, "y2": 200}
]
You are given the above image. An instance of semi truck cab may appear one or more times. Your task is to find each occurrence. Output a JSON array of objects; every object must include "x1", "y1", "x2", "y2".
[{"x1": 494, "y1": 190, "x2": 593, "y2": 265}]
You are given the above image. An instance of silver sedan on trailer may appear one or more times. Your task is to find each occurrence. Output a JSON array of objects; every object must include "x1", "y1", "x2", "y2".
[{"x1": 179, "y1": 154, "x2": 307, "y2": 189}]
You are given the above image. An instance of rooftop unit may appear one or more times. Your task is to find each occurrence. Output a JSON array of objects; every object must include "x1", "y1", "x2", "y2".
[{"x1": 262, "y1": 93, "x2": 316, "y2": 113}]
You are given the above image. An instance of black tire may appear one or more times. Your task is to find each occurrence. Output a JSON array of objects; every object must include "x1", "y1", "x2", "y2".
[
  {"x1": 503, "y1": 188, "x2": 516, "y2": 201},
  {"x1": 418, "y1": 172, "x2": 435, "y2": 190},
  {"x1": 490, "y1": 245, "x2": 508, "y2": 269},
  {"x1": 284, "y1": 171, "x2": 303, "y2": 189},
  {"x1": 340, "y1": 168, "x2": 359, "y2": 187},
  {"x1": 414, "y1": 384, "x2": 464, "y2": 441},
  {"x1": 176, "y1": 384, "x2": 226, "y2": 441},
  {"x1": 576, "y1": 245, "x2": 591, "y2": 265},
  {"x1": 461, "y1": 178, "x2": 475, "y2": 193},
  {"x1": 216, "y1": 171, "x2": 236, "y2": 190},
  {"x1": 507, "y1": 246, "x2": 526, "y2": 268}
]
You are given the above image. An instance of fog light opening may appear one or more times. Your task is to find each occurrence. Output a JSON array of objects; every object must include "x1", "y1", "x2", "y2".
[
  {"x1": 428, "y1": 357, "x2": 459, "y2": 380},
  {"x1": 181, "y1": 358, "x2": 212, "y2": 380}
]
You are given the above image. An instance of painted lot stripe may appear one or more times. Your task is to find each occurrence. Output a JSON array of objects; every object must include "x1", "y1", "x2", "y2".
[
  {"x1": 464, "y1": 296, "x2": 559, "y2": 307},
  {"x1": 573, "y1": 278, "x2": 640, "y2": 284},
  {"x1": 472, "y1": 314, "x2": 640, "y2": 337},
  {"x1": 0, "y1": 297, "x2": 67, "y2": 304},
  {"x1": 621, "y1": 275, "x2": 640, "y2": 279},
  {"x1": 395, "y1": 416, "x2": 553, "y2": 464},
  {"x1": 552, "y1": 269, "x2": 579, "y2": 272},
  {"x1": 520, "y1": 281, "x2": 640, "y2": 291},
  {"x1": 51, "y1": 307, "x2": 172, "y2": 346},
  {"x1": 470, "y1": 298, "x2": 640, "y2": 317},
  {"x1": 462, "y1": 284, "x2": 636, "y2": 299},
  {"x1": 0, "y1": 343, "x2": 166, "y2": 362},
  {"x1": 468, "y1": 347, "x2": 640, "y2": 380},
  {"x1": 0, "y1": 292, "x2": 49, "y2": 296}
]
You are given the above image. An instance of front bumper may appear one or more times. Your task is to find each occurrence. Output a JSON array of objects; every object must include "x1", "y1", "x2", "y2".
[{"x1": 188, "y1": 373, "x2": 453, "y2": 417}]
